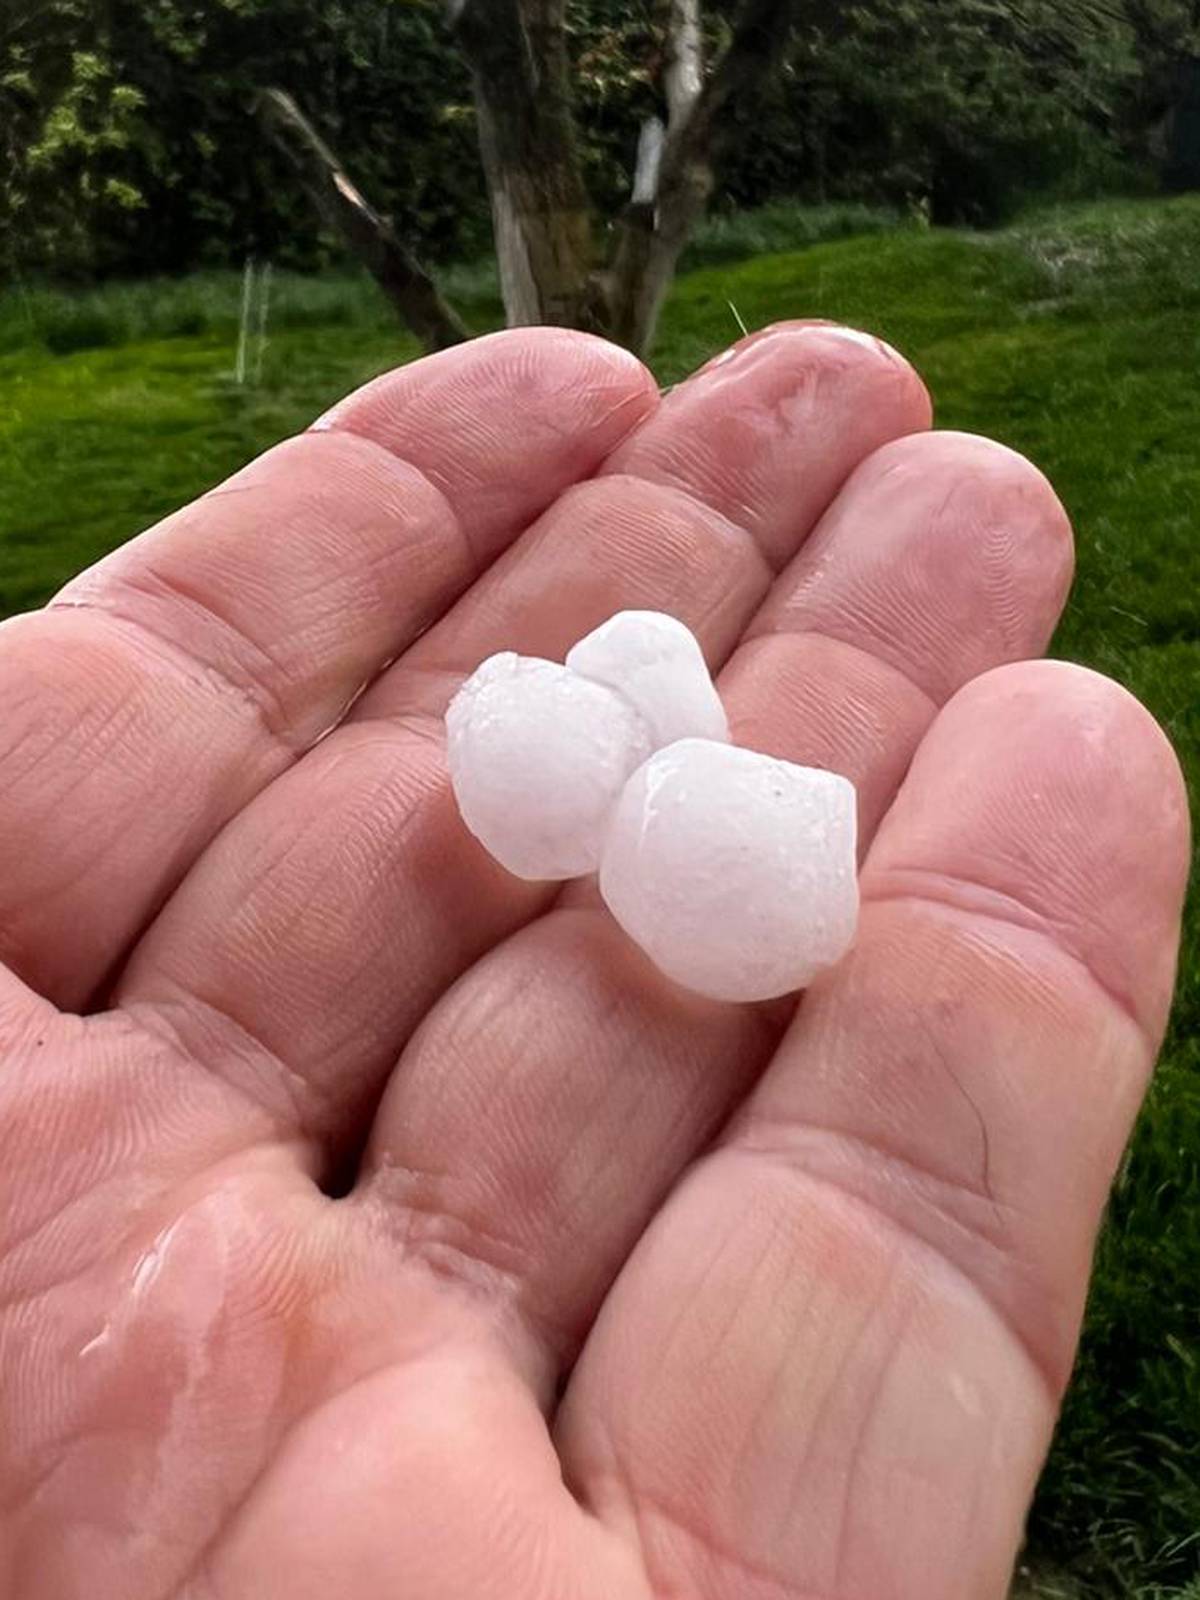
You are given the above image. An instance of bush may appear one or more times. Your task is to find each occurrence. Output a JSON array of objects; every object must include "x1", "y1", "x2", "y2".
[{"x1": 0, "y1": 0, "x2": 1149, "y2": 283}]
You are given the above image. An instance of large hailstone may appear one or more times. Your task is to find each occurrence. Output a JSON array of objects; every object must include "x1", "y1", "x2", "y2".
[
  {"x1": 565, "y1": 610, "x2": 729, "y2": 749},
  {"x1": 446, "y1": 612, "x2": 727, "y2": 881},
  {"x1": 447, "y1": 611, "x2": 860, "y2": 1002},
  {"x1": 445, "y1": 652, "x2": 654, "y2": 880},
  {"x1": 598, "y1": 738, "x2": 859, "y2": 1002}
]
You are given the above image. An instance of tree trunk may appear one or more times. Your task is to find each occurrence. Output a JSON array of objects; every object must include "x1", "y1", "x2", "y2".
[
  {"x1": 607, "y1": 0, "x2": 795, "y2": 356},
  {"x1": 663, "y1": 0, "x2": 704, "y2": 125},
  {"x1": 450, "y1": 0, "x2": 600, "y2": 330},
  {"x1": 607, "y1": 156, "x2": 712, "y2": 354},
  {"x1": 255, "y1": 88, "x2": 467, "y2": 352},
  {"x1": 261, "y1": 2, "x2": 796, "y2": 358}
]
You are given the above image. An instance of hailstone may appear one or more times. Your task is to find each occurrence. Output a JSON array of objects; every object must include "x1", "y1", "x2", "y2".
[
  {"x1": 446, "y1": 611, "x2": 728, "y2": 882},
  {"x1": 598, "y1": 738, "x2": 858, "y2": 1002},
  {"x1": 446, "y1": 611, "x2": 860, "y2": 1003},
  {"x1": 566, "y1": 610, "x2": 729, "y2": 749},
  {"x1": 445, "y1": 652, "x2": 653, "y2": 880}
]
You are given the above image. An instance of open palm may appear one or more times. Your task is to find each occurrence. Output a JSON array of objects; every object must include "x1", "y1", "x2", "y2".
[{"x1": 0, "y1": 325, "x2": 1188, "y2": 1600}]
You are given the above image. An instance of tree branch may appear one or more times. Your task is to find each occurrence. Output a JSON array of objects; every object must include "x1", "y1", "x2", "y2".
[
  {"x1": 608, "y1": 0, "x2": 795, "y2": 352},
  {"x1": 668, "y1": 0, "x2": 795, "y2": 165},
  {"x1": 664, "y1": 0, "x2": 704, "y2": 130},
  {"x1": 255, "y1": 88, "x2": 467, "y2": 352},
  {"x1": 631, "y1": 116, "x2": 665, "y2": 204}
]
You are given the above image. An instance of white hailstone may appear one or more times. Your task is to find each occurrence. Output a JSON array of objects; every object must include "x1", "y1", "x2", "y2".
[
  {"x1": 566, "y1": 610, "x2": 729, "y2": 749},
  {"x1": 445, "y1": 651, "x2": 654, "y2": 881},
  {"x1": 598, "y1": 737, "x2": 858, "y2": 1003}
]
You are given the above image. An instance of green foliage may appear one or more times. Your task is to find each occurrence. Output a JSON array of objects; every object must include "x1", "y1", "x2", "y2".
[
  {"x1": 1115, "y1": 1, "x2": 1200, "y2": 188},
  {"x1": 0, "y1": 0, "x2": 1170, "y2": 285},
  {"x1": 0, "y1": 199, "x2": 891, "y2": 358},
  {"x1": 681, "y1": 198, "x2": 900, "y2": 266},
  {"x1": 1, "y1": 8, "x2": 152, "y2": 278},
  {"x1": 723, "y1": 0, "x2": 1141, "y2": 227},
  {"x1": 1, "y1": 0, "x2": 488, "y2": 279}
]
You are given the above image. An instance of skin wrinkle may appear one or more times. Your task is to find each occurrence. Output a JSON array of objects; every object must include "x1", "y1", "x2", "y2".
[
  {"x1": 750, "y1": 434, "x2": 1073, "y2": 708},
  {"x1": 583, "y1": 473, "x2": 773, "y2": 597},
  {"x1": 361, "y1": 1168, "x2": 569, "y2": 1388},
  {"x1": 724, "y1": 1146, "x2": 1063, "y2": 1403},
  {"x1": 0, "y1": 666, "x2": 122, "y2": 797},
  {"x1": 0, "y1": 1052, "x2": 170, "y2": 1271},
  {"x1": 325, "y1": 336, "x2": 657, "y2": 537},
  {"x1": 51, "y1": 443, "x2": 471, "y2": 757},
  {"x1": 627, "y1": 1481, "x2": 823, "y2": 1600},
  {"x1": 293, "y1": 426, "x2": 485, "y2": 567},
  {"x1": 731, "y1": 1115, "x2": 1017, "y2": 1255},
  {"x1": 830, "y1": 1300, "x2": 910, "y2": 1600},
  {"x1": 735, "y1": 625, "x2": 940, "y2": 725},
  {"x1": 40, "y1": 601, "x2": 298, "y2": 758},
  {"x1": 67, "y1": 568, "x2": 302, "y2": 742},
  {"x1": 369, "y1": 475, "x2": 771, "y2": 721},
  {"x1": 0, "y1": 667, "x2": 150, "y2": 801},
  {"x1": 861, "y1": 871, "x2": 1150, "y2": 1043},
  {"x1": 976, "y1": 499, "x2": 1032, "y2": 653},
  {"x1": 123, "y1": 998, "x2": 322, "y2": 1162},
  {"x1": 737, "y1": 1276, "x2": 871, "y2": 1567},
  {"x1": 930, "y1": 1029, "x2": 1002, "y2": 1233},
  {"x1": 612, "y1": 474, "x2": 781, "y2": 580}
]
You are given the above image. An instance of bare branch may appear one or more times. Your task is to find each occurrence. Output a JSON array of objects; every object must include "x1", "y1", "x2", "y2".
[
  {"x1": 608, "y1": 0, "x2": 795, "y2": 353},
  {"x1": 255, "y1": 88, "x2": 467, "y2": 351},
  {"x1": 664, "y1": 0, "x2": 704, "y2": 128},
  {"x1": 631, "y1": 117, "x2": 665, "y2": 204},
  {"x1": 671, "y1": 0, "x2": 795, "y2": 159}
]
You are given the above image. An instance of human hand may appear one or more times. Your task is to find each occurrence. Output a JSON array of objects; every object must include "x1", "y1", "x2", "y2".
[{"x1": 0, "y1": 325, "x2": 1188, "y2": 1600}]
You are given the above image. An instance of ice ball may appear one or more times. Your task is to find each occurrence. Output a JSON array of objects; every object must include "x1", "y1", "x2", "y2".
[
  {"x1": 598, "y1": 737, "x2": 858, "y2": 1002},
  {"x1": 567, "y1": 610, "x2": 729, "y2": 749},
  {"x1": 446, "y1": 652, "x2": 654, "y2": 880}
]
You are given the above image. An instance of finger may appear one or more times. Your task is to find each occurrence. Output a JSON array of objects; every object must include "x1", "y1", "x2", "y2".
[
  {"x1": 602, "y1": 322, "x2": 927, "y2": 570},
  {"x1": 0, "y1": 965, "x2": 56, "y2": 1056},
  {"x1": 117, "y1": 325, "x2": 931, "y2": 1163},
  {"x1": 0, "y1": 330, "x2": 654, "y2": 1008},
  {"x1": 350, "y1": 319, "x2": 932, "y2": 722},
  {"x1": 353, "y1": 430, "x2": 1073, "y2": 1367},
  {"x1": 557, "y1": 661, "x2": 1190, "y2": 1600}
]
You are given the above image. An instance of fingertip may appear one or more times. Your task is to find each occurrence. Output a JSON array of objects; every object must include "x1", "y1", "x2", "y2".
[
  {"x1": 869, "y1": 657, "x2": 1191, "y2": 1039},
  {"x1": 307, "y1": 329, "x2": 659, "y2": 556},
  {"x1": 752, "y1": 428, "x2": 1076, "y2": 705},
  {"x1": 748, "y1": 320, "x2": 933, "y2": 425},
  {"x1": 918, "y1": 430, "x2": 1076, "y2": 594},
  {"x1": 607, "y1": 320, "x2": 932, "y2": 568}
]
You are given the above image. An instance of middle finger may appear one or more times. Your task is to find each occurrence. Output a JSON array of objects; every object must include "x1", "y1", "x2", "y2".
[{"x1": 115, "y1": 324, "x2": 929, "y2": 1164}]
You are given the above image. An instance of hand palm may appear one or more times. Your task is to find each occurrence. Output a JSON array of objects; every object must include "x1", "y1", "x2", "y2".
[{"x1": 0, "y1": 326, "x2": 1188, "y2": 1600}]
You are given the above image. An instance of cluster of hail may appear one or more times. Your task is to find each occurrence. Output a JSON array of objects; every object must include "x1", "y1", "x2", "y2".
[{"x1": 445, "y1": 611, "x2": 859, "y2": 1003}]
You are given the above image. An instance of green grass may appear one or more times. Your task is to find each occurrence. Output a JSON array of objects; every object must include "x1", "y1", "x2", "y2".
[
  {"x1": 1, "y1": 195, "x2": 1198, "y2": 1597},
  {"x1": 681, "y1": 197, "x2": 902, "y2": 268}
]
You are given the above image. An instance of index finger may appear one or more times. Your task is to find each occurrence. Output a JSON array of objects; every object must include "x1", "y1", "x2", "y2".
[{"x1": 0, "y1": 330, "x2": 655, "y2": 1009}]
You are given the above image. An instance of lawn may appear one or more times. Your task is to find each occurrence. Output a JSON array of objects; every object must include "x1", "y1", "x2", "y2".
[{"x1": 1, "y1": 195, "x2": 1197, "y2": 1597}]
